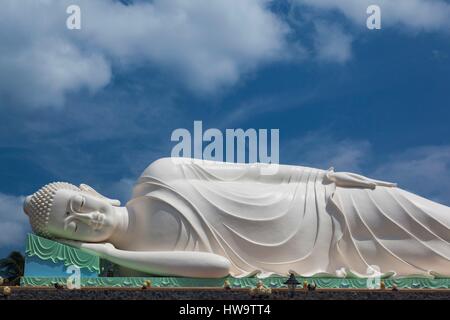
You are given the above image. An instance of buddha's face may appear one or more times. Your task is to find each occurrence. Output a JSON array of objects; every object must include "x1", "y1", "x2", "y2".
[{"x1": 47, "y1": 189, "x2": 118, "y2": 242}]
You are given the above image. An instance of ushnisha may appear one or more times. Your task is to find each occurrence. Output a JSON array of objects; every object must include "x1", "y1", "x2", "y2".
[{"x1": 24, "y1": 157, "x2": 450, "y2": 278}]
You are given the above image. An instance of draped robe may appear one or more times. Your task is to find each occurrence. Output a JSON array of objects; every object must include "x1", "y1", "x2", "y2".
[{"x1": 128, "y1": 157, "x2": 450, "y2": 277}]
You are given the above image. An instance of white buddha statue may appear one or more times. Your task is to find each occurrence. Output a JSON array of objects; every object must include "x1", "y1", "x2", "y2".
[{"x1": 23, "y1": 157, "x2": 450, "y2": 278}]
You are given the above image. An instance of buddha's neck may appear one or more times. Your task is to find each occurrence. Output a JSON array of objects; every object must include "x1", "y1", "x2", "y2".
[{"x1": 108, "y1": 206, "x2": 129, "y2": 246}]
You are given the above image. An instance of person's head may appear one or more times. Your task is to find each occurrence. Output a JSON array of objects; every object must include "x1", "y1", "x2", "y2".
[{"x1": 24, "y1": 182, "x2": 121, "y2": 242}]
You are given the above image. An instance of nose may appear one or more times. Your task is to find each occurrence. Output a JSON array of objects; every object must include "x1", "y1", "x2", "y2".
[
  {"x1": 70, "y1": 211, "x2": 104, "y2": 230},
  {"x1": 72, "y1": 211, "x2": 94, "y2": 223}
]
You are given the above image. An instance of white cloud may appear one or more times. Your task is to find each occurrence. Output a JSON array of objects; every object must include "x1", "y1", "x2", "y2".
[
  {"x1": 0, "y1": 0, "x2": 290, "y2": 108},
  {"x1": 282, "y1": 132, "x2": 371, "y2": 172},
  {"x1": 84, "y1": 0, "x2": 290, "y2": 93},
  {"x1": 0, "y1": 194, "x2": 29, "y2": 247},
  {"x1": 0, "y1": 39, "x2": 111, "y2": 108},
  {"x1": 296, "y1": 0, "x2": 450, "y2": 31},
  {"x1": 288, "y1": 0, "x2": 450, "y2": 64},
  {"x1": 0, "y1": 1, "x2": 111, "y2": 108},
  {"x1": 3, "y1": 0, "x2": 448, "y2": 108},
  {"x1": 314, "y1": 21, "x2": 353, "y2": 63},
  {"x1": 373, "y1": 145, "x2": 450, "y2": 205}
]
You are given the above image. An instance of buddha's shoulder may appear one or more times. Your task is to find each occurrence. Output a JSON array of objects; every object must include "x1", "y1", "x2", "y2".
[
  {"x1": 140, "y1": 157, "x2": 325, "y2": 182},
  {"x1": 140, "y1": 157, "x2": 214, "y2": 180},
  {"x1": 141, "y1": 157, "x2": 230, "y2": 175},
  {"x1": 139, "y1": 157, "x2": 183, "y2": 181}
]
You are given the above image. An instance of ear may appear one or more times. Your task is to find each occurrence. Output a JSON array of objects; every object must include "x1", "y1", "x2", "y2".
[{"x1": 79, "y1": 184, "x2": 121, "y2": 207}]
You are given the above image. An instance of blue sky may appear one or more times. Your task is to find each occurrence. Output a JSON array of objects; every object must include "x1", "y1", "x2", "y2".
[{"x1": 0, "y1": 0, "x2": 450, "y2": 258}]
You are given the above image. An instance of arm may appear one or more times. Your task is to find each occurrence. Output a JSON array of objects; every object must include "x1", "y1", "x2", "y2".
[
  {"x1": 326, "y1": 167, "x2": 397, "y2": 189},
  {"x1": 58, "y1": 241, "x2": 231, "y2": 278}
]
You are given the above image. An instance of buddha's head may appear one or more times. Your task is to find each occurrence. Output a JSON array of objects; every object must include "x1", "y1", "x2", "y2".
[{"x1": 23, "y1": 182, "x2": 121, "y2": 242}]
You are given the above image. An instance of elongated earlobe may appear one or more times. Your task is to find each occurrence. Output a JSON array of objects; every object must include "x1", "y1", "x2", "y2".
[{"x1": 79, "y1": 184, "x2": 121, "y2": 206}]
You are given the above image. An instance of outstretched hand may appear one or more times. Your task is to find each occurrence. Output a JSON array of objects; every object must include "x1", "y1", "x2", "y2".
[{"x1": 326, "y1": 168, "x2": 397, "y2": 189}]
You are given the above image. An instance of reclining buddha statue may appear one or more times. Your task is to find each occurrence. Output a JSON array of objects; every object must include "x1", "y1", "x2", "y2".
[{"x1": 23, "y1": 157, "x2": 450, "y2": 278}]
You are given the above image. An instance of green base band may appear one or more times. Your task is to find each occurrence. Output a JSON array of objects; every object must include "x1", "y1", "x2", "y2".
[{"x1": 21, "y1": 276, "x2": 450, "y2": 289}]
